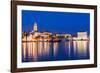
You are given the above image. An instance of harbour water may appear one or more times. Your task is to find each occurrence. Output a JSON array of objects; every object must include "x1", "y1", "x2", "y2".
[{"x1": 22, "y1": 40, "x2": 90, "y2": 62}]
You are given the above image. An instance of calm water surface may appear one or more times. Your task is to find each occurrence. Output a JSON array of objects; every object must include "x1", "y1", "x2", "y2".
[{"x1": 22, "y1": 40, "x2": 90, "y2": 62}]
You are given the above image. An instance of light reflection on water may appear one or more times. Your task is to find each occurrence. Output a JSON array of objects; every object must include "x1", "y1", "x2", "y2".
[{"x1": 22, "y1": 41, "x2": 90, "y2": 62}]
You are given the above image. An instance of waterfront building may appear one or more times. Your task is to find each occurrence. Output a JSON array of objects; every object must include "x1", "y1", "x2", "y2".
[
  {"x1": 73, "y1": 32, "x2": 89, "y2": 41},
  {"x1": 77, "y1": 32, "x2": 88, "y2": 39}
]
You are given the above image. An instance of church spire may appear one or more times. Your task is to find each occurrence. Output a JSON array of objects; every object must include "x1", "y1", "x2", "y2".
[{"x1": 33, "y1": 22, "x2": 38, "y2": 32}]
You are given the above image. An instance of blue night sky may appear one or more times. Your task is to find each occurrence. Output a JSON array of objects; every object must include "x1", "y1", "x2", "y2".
[{"x1": 22, "y1": 10, "x2": 90, "y2": 35}]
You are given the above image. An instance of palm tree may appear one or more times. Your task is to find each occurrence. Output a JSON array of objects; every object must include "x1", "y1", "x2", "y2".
[{"x1": 24, "y1": 32, "x2": 30, "y2": 41}]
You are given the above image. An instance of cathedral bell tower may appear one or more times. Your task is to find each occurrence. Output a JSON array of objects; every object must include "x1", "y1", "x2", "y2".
[{"x1": 33, "y1": 22, "x2": 38, "y2": 32}]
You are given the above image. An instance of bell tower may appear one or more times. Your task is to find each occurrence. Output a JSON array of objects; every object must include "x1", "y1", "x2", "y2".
[{"x1": 33, "y1": 22, "x2": 38, "y2": 32}]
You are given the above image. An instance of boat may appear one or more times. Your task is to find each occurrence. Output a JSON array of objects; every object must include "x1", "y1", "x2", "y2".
[{"x1": 49, "y1": 38, "x2": 61, "y2": 42}]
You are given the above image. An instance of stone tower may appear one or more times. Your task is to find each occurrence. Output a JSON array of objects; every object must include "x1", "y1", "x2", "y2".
[{"x1": 33, "y1": 22, "x2": 38, "y2": 32}]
